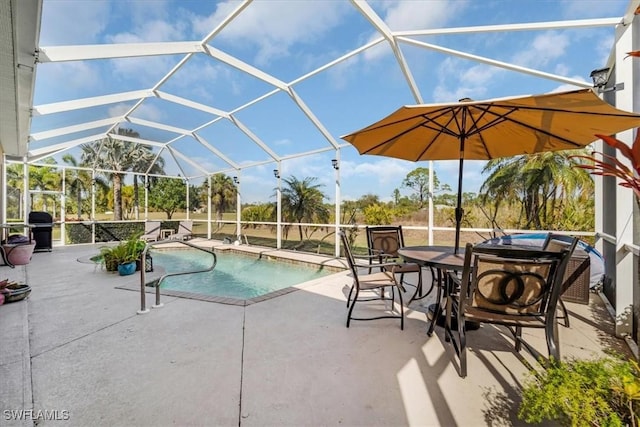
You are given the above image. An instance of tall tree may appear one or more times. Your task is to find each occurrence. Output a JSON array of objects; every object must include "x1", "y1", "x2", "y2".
[
  {"x1": 6, "y1": 164, "x2": 23, "y2": 218},
  {"x1": 210, "y1": 174, "x2": 237, "y2": 221},
  {"x1": 402, "y1": 167, "x2": 442, "y2": 208},
  {"x1": 62, "y1": 154, "x2": 97, "y2": 219},
  {"x1": 130, "y1": 146, "x2": 165, "y2": 219},
  {"x1": 281, "y1": 176, "x2": 329, "y2": 241},
  {"x1": 480, "y1": 150, "x2": 593, "y2": 229},
  {"x1": 356, "y1": 193, "x2": 380, "y2": 211},
  {"x1": 29, "y1": 159, "x2": 60, "y2": 213},
  {"x1": 80, "y1": 128, "x2": 141, "y2": 220},
  {"x1": 148, "y1": 178, "x2": 187, "y2": 219}
]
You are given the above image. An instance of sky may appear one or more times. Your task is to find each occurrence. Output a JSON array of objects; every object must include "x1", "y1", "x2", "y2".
[{"x1": 30, "y1": 0, "x2": 633, "y2": 204}]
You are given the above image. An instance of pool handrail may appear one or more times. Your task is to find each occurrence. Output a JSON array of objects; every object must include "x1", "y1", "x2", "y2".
[{"x1": 137, "y1": 239, "x2": 217, "y2": 314}]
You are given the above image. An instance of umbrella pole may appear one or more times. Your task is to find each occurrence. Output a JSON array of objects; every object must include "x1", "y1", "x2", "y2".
[{"x1": 454, "y1": 136, "x2": 465, "y2": 254}]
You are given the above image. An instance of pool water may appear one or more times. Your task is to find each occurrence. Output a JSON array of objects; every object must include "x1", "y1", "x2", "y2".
[{"x1": 151, "y1": 249, "x2": 333, "y2": 299}]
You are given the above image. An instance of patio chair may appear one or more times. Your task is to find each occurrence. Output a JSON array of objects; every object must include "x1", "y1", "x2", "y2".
[
  {"x1": 365, "y1": 225, "x2": 434, "y2": 303},
  {"x1": 542, "y1": 233, "x2": 586, "y2": 327},
  {"x1": 340, "y1": 231, "x2": 406, "y2": 330},
  {"x1": 140, "y1": 221, "x2": 161, "y2": 242},
  {"x1": 168, "y1": 220, "x2": 193, "y2": 241},
  {"x1": 446, "y1": 241, "x2": 575, "y2": 377}
]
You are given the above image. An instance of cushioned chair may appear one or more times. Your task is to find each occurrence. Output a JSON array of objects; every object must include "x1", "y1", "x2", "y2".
[
  {"x1": 446, "y1": 241, "x2": 575, "y2": 377},
  {"x1": 365, "y1": 225, "x2": 433, "y2": 302},
  {"x1": 340, "y1": 231, "x2": 406, "y2": 330},
  {"x1": 169, "y1": 220, "x2": 193, "y2": 241},
  {"x1": 542, "y1": 233, "x2": 583, "y2": 327},
  {"x1": 140, "y1": 221, "x2": 161, "y2": 242}
]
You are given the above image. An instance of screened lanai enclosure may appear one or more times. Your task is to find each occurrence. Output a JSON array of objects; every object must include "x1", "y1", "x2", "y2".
[{"x1": 1, "y1": 1, "x2": 639, "y2": 352}]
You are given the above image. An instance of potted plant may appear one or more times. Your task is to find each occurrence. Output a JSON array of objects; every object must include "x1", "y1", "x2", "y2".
[
  {"x1": 99, "y1": 245, "x2": 119, "y2": 272},
  {"x1": 99, "y1": 235, "x2": 144, "y2": 275},
  {"x1": 114, "y1": 241, "x2": 138, "y2": 276}
]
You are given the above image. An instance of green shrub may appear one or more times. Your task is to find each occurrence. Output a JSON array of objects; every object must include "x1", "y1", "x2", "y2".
[
  {"x1": 66, "y1": 222, "x2": 94, "y2": 244},
  {"x1": 66, "y1": 222, "x2": 146, "y2": 244},
  {"x1": 362, "y1": 204, "x2": 395, "y2": 225},
  {"x1": 518, "y1": 356, "x2": 640, "y2": 426}
]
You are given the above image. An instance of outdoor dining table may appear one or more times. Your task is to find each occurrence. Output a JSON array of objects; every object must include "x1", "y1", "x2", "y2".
[
  {"x1": 397, "y1": 245, "x2": 466, "y2": 336},
  {"x1": 399, "y1": 243, "x2": 553, "y2": 335}
]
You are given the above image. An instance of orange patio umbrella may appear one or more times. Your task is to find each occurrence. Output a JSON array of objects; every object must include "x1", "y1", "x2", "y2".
[{"x1": 341, "y1": 88, "x2": 640, "y2": 253}]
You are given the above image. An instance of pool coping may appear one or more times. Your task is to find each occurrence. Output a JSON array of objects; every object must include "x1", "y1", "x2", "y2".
[{"x1": 114, "y1": 239, "x2": 349, "y2": 306}]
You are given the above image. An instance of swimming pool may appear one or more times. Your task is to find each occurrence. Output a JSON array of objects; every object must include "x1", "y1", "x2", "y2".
[{"x1": 151, "y1": 248, "x2": 335, "y2": 301}]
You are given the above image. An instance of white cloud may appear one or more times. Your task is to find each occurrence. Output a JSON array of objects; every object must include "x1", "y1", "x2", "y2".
[
  {"x1": 198, "y1": 1, "x2": 350, "y2": 65},
  {"x1": 273, "y1": 138, "x2": 292, "y2": 146},
  {"x1": 511, "y1": 31, "x2": 569, "y2": 69},
  {"x1": 595, "y1": 34, "x2": 615, "y2": 66},
  {"x1": 559, "y1": 0, "x2": 629, "y2": 19},
  {"x1": 107, "y1": 103, "x2": 130, "y2": 119},
  {"x1": 39, "y1": 0, "x2": 111, "y2": 45},
  {"x1": 132, "y1": 104, "x2": 165, "y2": 122},
  {"x1": 344, "y1": 157, "x2": 412, "y2": 187},
  {"x1": 107, "y1": 19, "x2": 185, "y2": 44},
  {"x1": 432, "y1": 57, "x2": 497, "y2": 102},
  {"x1": 106, "y1": 103, "x2": 166, "y2": 129},
  {"x1": 382, "y1": 0, "x2": 460, "y2": 31},
  {"x1": 363, "y1": 0, "x2": 464, "y2": 62},
  {"x1": 37, "y1": 61, "x2": 100, "y2": 94},
  {"x1": 164, "y1": 60, "x2": 231, "y2": 102},
  {"x1": 107, "y1": 56, "x2": 176, "y2": 86}
]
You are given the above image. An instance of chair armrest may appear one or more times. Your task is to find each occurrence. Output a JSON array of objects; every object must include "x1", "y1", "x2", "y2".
[
  {"x1": 353, "y1": 253, "x2": 392, "y2": 262},
  {"x1": 353, "y1": 261, "x2": 403, "y2": 271},
  {"x1": 359, "y1": 251, "x2": 394, "y2": 259}
]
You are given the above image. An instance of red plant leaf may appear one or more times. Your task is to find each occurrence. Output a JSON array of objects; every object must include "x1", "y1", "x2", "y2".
[
  {"x1": 571, "y1": 150, "x2": 640, "y2": 199},
  {"x1": 571, "y1": 128, "x2": 640, "y2": 201},
  {"x1": 595, "y1": 133, "x2": 639, "y2": 172}
]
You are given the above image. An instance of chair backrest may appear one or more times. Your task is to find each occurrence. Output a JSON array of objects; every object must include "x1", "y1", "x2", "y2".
[
  {"x1": 366, "y1": 226, "x2": 405, "y2": 258},
  {"x1": 144, "y1": 221, "x2": 161, "y2": 233},
  {"x1": 339, "y1": 231, "x2": 359, "y2": 278},
  {"x1": 459, "y1": 243, "x2": 572, "y2": 317},
  {"x1": 542, "y1": 233, "x2": 581, "y2": 292},
  {"x1": 542, "y1": 233, "x2": 577, "y2": 253},
  {"x1": 179, "y1": 221, "x2": 193, "y2": 232}
]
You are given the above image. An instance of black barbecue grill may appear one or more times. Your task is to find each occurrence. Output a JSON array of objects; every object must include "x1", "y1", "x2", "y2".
[{"x1": 28, "y1": 211, "x2": 53, "y2": 252}]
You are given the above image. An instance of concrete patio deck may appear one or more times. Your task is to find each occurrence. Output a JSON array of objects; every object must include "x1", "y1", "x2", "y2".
[{"x1": 0, "y1": 240, "x2": 630, "y2": 427}]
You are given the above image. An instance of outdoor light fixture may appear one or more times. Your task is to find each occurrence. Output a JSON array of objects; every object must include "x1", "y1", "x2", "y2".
[
  {"x1": 273, "y1": 169, "x2": 280, "y2": 178},
  {"x1": 233, "y1": 176, "x2": 239, "y2": 184},
  {"x1": 331, "y1": 159, "x2": 339, "y2": 170},
  {"x1": 590, "y1": 67, "x2": 609, "y2": 88},
  {"x1": 590, "y1": 67, "x2": 624, "y2": 93}
]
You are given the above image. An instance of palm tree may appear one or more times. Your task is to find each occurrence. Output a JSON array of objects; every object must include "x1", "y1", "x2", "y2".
[
  {"x1": 6, "y1": 163, "x2": 23, "y2": 218},
  {"x1": 80, "y1": 128, "x2": 140, "y2": 220},
  {"x1": 129, "y1": 146, "x2": 165, "y2": 219},
  {"x1": 480, "y1": 150, "x2": 593, "y2": 229},
  {"x1": 62, "y1": 154, "x2": 95, "y2": 220},
  {"x1": 29, "y1": 159, "x2": 60, "y2": 214},
  {"x1": 210, "y1": 174, "x2": 237, "y2": 222},
  {"x1": 281, "y1": 176, "x2": 329, "y2": 241}
]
